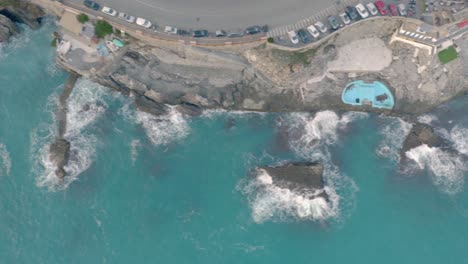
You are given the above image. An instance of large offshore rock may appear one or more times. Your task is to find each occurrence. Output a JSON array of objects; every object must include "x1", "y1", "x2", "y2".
[
  {"x1": 0, "y1": 14, "x2": 18, "y2": 43},
  {"x1": 400, "y1": 123, "x2": 444, "y2": 157},
  {"x1": 49, "y1": 138, "x2": 70, "y2": 180},
  {"x1": 259, "y1": 162, "x2": 327, "y2": 199},
  {"x1": 134, "y1": 94, "x2": 169, "y2": 116}
]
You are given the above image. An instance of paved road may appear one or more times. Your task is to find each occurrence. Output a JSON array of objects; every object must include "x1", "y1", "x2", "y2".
[{"x1": 70, "y1": 0, "x2": 339, "y2": 31}]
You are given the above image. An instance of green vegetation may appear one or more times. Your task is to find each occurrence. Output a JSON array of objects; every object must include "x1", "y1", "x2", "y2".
[
  {"x1": 76, "y1": 13, "x2": 89, "y2": 24},
  {"x1": 51, "y1": 38, "x2": 57, "y2": 47},
  {"x1": 114, "y1": 28, "x2": 121, "y2": 36},
  {"x1": 438, "y1": 46, "x2": 458, "y2": 64},
  {"x1": 267, "y1": 37, "x2": 274, "y2": 43},
  {"x1": 272, "y1": 47, "x2": 317, "y2": 65},
  {"x1": 94, "y1": 20, "x2": 113, "y2": 38},
  {"x1": 0, "y1": 0, "x2": 18, "y2": 8}
]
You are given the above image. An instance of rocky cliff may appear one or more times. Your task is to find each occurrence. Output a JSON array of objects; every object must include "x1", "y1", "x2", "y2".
[{"x1": 0, "y1": 13, "x2": 17, "y2": 42}]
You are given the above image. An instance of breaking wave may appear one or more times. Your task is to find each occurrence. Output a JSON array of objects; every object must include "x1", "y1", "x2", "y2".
[
  {"x1": 0, "y1": 143, "x2": 11, "y2": 176},
  {"x1": 376, "y1": 116, "x2": 413, "y2": 162},
  {"x1": 241, "y1": 169, "x2": 339, "y2": 223},
  {"x1": 241, "y1": 111, "x2": 363, "y2": 223},
  {"x1": 405, "y1": 144, "x2": 466, "y2": 195},
  {"x1": 450, "y1": 126, "x2": 468, "y2": 156},
  {"x1": 34, "y1": 79, "x2": 110, "y2": 191}
]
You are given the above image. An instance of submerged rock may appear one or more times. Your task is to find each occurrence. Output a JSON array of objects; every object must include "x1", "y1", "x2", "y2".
[
  {"x1": 49, "y1": 138, "x2": 70, "y2": 180},
  {"x1": 0, "y1": 14, "x2": 18, "y2": 43},
  {"x1": 259, "y1": 162, "x2": 327, "y2": 199}
]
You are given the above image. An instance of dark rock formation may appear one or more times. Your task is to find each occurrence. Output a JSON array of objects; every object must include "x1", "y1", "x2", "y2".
[
  {"x1": 400, "y1": 122, "x2": 445, "y2": 158},
  {"x1": 49, "y1": 138, "x2": 70, "y2": 180},
  {"x1": 134, "y1": 94, "x2": 169, "y2": 116},
  {"x1": 0, "y1": 1, "x2": 45, "y2": 30},
  {"x1": 259, "y1": 162, "x2": 328, "y2": 199},
  {"x1": 0, "y1": 14, "x2": 17, "y2": 42}
]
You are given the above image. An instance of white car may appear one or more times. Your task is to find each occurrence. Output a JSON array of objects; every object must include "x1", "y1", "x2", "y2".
[
  {"x1": 118, "y1": 12, "x2": 135, "y2": 23},
  {"x1": 314, "y1": 21, "x2": 328, "y2": 33},
  {"x1": 101, "y1": 6, "x2": 117, "y2": 16},
  {"x1": 366, "y1": 2, "x2": 379, "y2": 16},
  {"x1": 307, "y1": 25, "x2": 320, "y2": 38},
  {"x1": 164, "y1": 26, "x2": 178, "y2": 34},
  {"x1": 339, "y1": 12, "x2": 351, "y2": 25},
  {"x1": 136, "y1": 17, "x2": 152, "y2": 28},
  {"x1": 398, "y1": 4, "x2": 407, "y2": 16},
  {"x1": 355, "y1": 3, "x2": 369, "y2": 18},
  {"x1": 288, "y1": 30, "x2": 299, "y2": 44}
]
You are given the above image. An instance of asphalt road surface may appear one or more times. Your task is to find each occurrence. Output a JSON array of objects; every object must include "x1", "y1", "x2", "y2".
[{"x1": 72, "y1": 0, "x2": 336, "y2": 31}]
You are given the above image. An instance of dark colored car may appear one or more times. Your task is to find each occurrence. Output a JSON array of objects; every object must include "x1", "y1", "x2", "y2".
[
  {"x1": 345, "y1": 6, "x2": 359, "y2": 20},
  {"x1": 297, "y1": 29, "x2": 309, "y2": 43},
  {"x1": 245, "y1": 26, "x2": 262, "y2": 35},
  {"x1": 193, "y1": 30, "x2": 208, "y2": 38},
  {"x1": 83, "y1": 0, "x2": 100, "y2": 10},
  {"x1": 327, "y1": 15, "x2": 340, "y2": 30}
]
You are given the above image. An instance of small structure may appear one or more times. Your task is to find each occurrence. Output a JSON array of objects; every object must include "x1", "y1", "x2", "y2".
[
  {"x1": 341, "y1": 80, "x2": 394, "y2": 109},
  {"x1": 57, "y1": 40, "x2": 71, "y2": 56}
]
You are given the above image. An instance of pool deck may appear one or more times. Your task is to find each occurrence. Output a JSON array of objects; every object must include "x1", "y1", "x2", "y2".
[{"x1": 341, "y1": 80, "x2": 395, "y2": 109}]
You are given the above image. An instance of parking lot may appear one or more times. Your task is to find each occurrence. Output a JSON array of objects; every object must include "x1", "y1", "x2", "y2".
[{"x1": 271, "y1": 0, "x2": 424, "y2": 48}]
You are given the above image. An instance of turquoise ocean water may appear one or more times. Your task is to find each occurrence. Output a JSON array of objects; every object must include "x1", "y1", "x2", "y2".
[{"x1": 0, "y1": 22, "x2": 467, "y2": 263}]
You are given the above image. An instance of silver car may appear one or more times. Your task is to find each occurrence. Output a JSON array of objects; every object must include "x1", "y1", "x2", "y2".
[{"x1": 118, "y1": 12, "x2": 135, "y2": 23}]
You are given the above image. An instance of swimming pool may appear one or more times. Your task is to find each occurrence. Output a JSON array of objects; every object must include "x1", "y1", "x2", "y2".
[{"x1": 341, "y1": 80, "x2": 394, "y2": 109}]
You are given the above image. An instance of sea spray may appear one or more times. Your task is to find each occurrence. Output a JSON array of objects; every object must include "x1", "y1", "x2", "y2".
[
  {"x1": 406, "y1": 144, "x2": 465, "y2": 195},
  {"x1": 376, "y1": 116, "x2": 413, "y2": 162},
  {"x1": 0, "y1": 143, "x2": 11, "y2": 176}
]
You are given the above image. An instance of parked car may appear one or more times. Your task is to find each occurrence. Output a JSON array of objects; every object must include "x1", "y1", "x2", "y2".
[
  {"x1": 245, "y1": 26, "x2": 262, "y2": 35},
  {"x1": 314, "y1": 21, "x2": 328, "y2": 33},
  {"x1": 164, "y1": 26, "x2": 178, "y2": 34},
  {"x1": 228, "y1": 32, "x2": 244, "y2": 38},
  {"x1": 339, "y1": 12, "x2": 351, "y2": 25},
  {"x1": 83, "y1": 0, "x2": 99, "y2": 10},
  {"x1": 398, "y1": 4, "x2": 407, "y2": 16},
  {"x1": 345, "y1": 6, "x2": 359, "y2": 20},
  {"x1": 297, "y1": 29, "x2": 309, "y2": 43},
  {"x1": 136, "y1": 18, "x2": 152, "y2": 28},
  {"x1": 307, "y1": 25, "x2": 320, "y2": 38},
  {"x1": 118, "y1": 12, "x2": 135, "y2": 23},
  {"x1": 215, "y1": 30, "x2": 227, "y2": 37},
  {"x1": 101, "y1": 6, "x2": 117, "y2": 16},
  {"x1": 355, "y1": 3, "x2": 369, "y2": 18},
  {"x1": 366, "y1": 2, "x2": 379, "y2": 16},
  {"x1": 193, "y1": 30, "x2": 208, "y2": 38},
  {"x1": 388, "y1": 4, "x2": 398, "y2": 16},
  {"x1": 288, "y1": 30, "x2": 299, "y2": 44},
  {"x1": 375, "y1": 1, "x2": 388, "y2": 15},
  {"x1": 327, "y1": 15, "x2": 340, "y2": 30}
]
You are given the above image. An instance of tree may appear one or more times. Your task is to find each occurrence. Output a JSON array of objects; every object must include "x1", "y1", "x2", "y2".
[
  {"x1": 76, "y1": 13, "x2": 89, "y2": 24},
  {"x1": 94, "y1": 20, "x2": 113, "y2": 38}
]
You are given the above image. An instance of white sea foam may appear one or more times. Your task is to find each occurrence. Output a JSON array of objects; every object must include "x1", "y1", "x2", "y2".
[
  {"x1": 376, "y1": 116, "x2": 413, "y2": 162},
  {"x1": 134, "y1": 107, "x2": 189, "y2": 146},
  {"x1": 406, "y1": 144, "x2": 465, "y2": 195},
  {"x1": 130, "y1": 139, "x2": 141, "y2": 165},
  {"x1": 0, "y1": 143, "x2": 11, "y2": 176},
  {"x1": 417, "y1": 114, "x2": 438, "y2": 125},
  {"x1": 450, "y1": 126, "x2": 468, "y2": 155},
  {"x1": 242, "y1": 169, "x2": 339, "y2": 223}
]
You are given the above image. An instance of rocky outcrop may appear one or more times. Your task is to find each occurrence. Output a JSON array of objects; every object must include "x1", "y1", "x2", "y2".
[
  {"x1": 0, "y1": 14, "x2": 17, "y2": 42},
  {"x1": 400, "y1": 123, "x2": 445, "y2": 156},
  {"x1": 259, "y1": 162, "x2": 328, "y2": 199},
  {"x1": 48, "y1": 138, "x2": 70, "y2": 180},
  {"x1": 0, "y1": 1, "x2": 45, "y2": 30}
]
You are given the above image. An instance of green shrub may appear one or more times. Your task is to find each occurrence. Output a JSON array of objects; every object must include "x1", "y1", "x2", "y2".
[
  {"x1": 51, "y1": 38, "x2": 57, "y2": 47},
  {"x1": 114, "y1": 28, "x2": 121, "y2": 36},
  {"x1": 76, "y1": 13, "x2": 89, "y2": 24},
  {"x1": 438, "y1": 46, "x2": 458, "y2": 64},
  {"x1": 95, "y1": 20, "x2": 113, "y2": 38},
  {"x1": 267, "y1": 37, "x2": 274, "y2": 43}
]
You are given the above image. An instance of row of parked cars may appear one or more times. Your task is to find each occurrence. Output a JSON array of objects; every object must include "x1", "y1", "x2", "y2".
[
  {"x1": 287, "y1": 1, "x2": 409, "y2": 44},
  {"x1": 83, "y1": 0, "x2": 267, "y2": 38}
]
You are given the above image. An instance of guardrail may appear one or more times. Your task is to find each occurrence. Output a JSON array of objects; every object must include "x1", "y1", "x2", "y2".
[{"x1": 33, "y1": 0, "x2": 268, "y2": 47}]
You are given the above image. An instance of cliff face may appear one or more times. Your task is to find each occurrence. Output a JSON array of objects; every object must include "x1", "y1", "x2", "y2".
[{"x1": 0, "y1": 1, "x2": 45, "y2": 29}]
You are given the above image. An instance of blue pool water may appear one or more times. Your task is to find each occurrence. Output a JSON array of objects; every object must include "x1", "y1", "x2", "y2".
[
  {"x1": 0, "y1": 21, "x2": 467, "y2": 263},
  {"x1": 342, "y1": 80, "x2": 395, "y2": 109}
]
